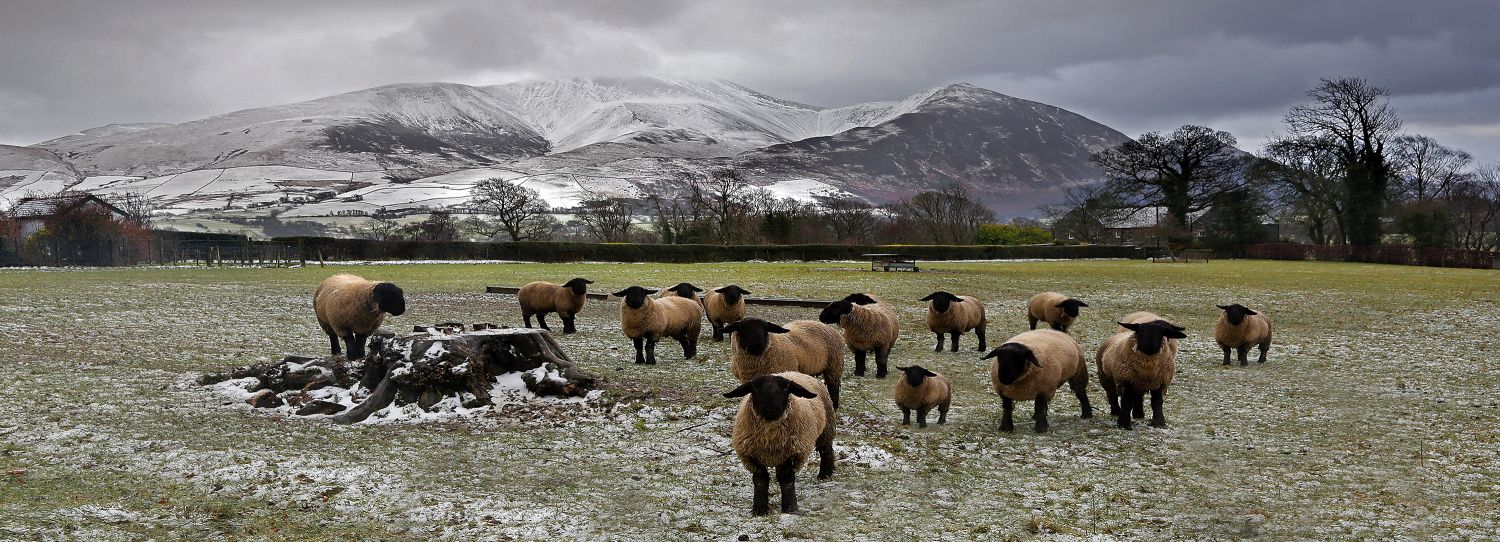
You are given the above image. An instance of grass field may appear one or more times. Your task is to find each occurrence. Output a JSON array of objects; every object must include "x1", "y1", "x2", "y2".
[{"x1": 1, "y1": 259, "x2": 1497, "y2": 541}]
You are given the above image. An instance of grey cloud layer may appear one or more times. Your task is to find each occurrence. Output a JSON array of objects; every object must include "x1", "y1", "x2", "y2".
[{"x1": 2, "y1": 0, "x2": 1496, "y2": 160}]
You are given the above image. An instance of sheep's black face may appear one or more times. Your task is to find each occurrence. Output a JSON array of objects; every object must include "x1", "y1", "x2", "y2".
[
  {"x1": 920, "y1": 291, "x2": 962, "y2": 313},
  {"x1": 898, "y1": 365, "x2": 937, "y2": 388},
  {"x1": 722, "y1": 375, "x2": 818, "y2": 421},
  {"x1": 612, "y1": 286, "x2": 657, "y2": 309},
  {"x1": 1057, "y1": 299, "x2": 1088, "y2": 317},
  {"x1": 843, "y1": 293, "x2": 878, "y2": 305},
  {"x1": 565, "y1": 278, "x2": 593, "y2": 295},
  {"x1": 1217, "y1": 304, "x2": 1257, "y2": 325},
  {"x1": 818, "y1": 301, "x2": 854, "y2": 325},
  {"x1": 715, "y1": 285, "x2": 748, "y2": 305},
  {"x1": 1119, "y1": 320, "x2": 1187, "y2": 356},
  {"x1": 722, "y1": 318, "x2": 790, "y2": 356},
  {"x1": 983, "y1": 343, "x2": 1040, "y2": 385},
  {"x1": 664, "y1": 282, "x2": 702, "y2": 298},
  {"x1": 373, "y1": 283, "x2": 406, "y2": 316}
]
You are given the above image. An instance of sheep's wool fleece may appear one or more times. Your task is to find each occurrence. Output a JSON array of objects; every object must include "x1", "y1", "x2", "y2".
[
  {"x1": 1215, "y1": 312, "x2": 1272, "y2": 348},
  {"x1": 732, "y1": 372, "x2": 836, "y2": 472},
  {"x1": 518, "y1": 281, "x2": 586, "y2": 314},
  {"x1": 990, "y1": 329, "x2": 1086, "y2": 401},
  {"x1": 895, "y1": 372, "x2": 952, "y2": 410},
  {"x1": 1096, "y1": 331, "x2": 1175, "y2": 393},
  {"x1": 927, "y1": 296, "x2": 985, "y2": 333},
  {"x1": 620, "y1": 296, "x2": 703, "y2": 339},
  {"x1": 1027, "y1": 292, "x2": 1075, "y2": 328},
  {"x1": 839, "y1": 302, "x2": 900, "y2": 352},
  {"x1": 314, "y1": 274, "x2": 387, "y2": 336},
  {"x1": 704, "y1": 290, "x2": 746, "y2": 325},
  {"x1": 731, "y1": 321, "x2": 844, "y2": 383}
]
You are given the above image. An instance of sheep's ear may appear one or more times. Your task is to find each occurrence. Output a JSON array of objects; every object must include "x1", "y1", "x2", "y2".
[
  {"x1": 1072, "y1": 299, "x2": 1088, "y2": 307},
  {"x1": 785, "y1": 381, "x2": 818, "y2": 399},
  {"x1": 1216, "y1": 304, "x2": 1231, "y2": 311},
  {"x1": 1118, "y1": 321, "x2": 1141, "y2": 331},
  {"x1": 919, "y1": 293, "x2": 936, "y2": 301},
  {"x1": 691, "y1": 285, "x2": 704, "y2": 292},
  {"x1": 738, "y1": 287, "x2": 751, "y2": 295},
  {"x1": 581, "y1": 278, "x2": 594, "y2": 284},
  {"x1": 644, "y1": 288, "x2": 660, "y2": 295},
  {"x1": 766, "y1": 323, "x2": 791, "y2": 334},
  {"x1": 1027, "y1": 351, "x2": 1042, "y2": 367},
  {"x1": 896, "y1": 365, "x2": 911, "y2": 372},
  {"x1": 611, "y1": 289, "x2": 630, "y2": 297},
  {"x1": 980, "y1": 349, "x2": 1000, "y2": 360},
  {"x1": 1164, "y1": 328, "x2": 1188, "y2": 339},
  {"x1": 1242, "y1": 308, "x2": 1258, "y2": 315},
  {"x1": 920, "y1": 367, "x2": 939, "y2": 377},
  {"x1": 722, "y1": 383, "x2": 755, "y2": 398},
  {"x1": 721, "y1": 321, "x2": 742, "y2": 334}
]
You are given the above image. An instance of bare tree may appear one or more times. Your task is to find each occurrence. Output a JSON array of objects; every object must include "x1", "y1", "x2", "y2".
[
  {"x1": 821, "y1": 197, "x2": 877, "y2": 244},
  {"x1": 111, "y1": 192, "x2": 157, "y2": 227},
  {"x1": 576, "y1": 198, "x2": 636, "y2": 242},
  {"x1": 1391, "y1": 135, "x2": 1472, "y2": 202},
  {"x1": 1446, "y1": 163, "x2": 1500, "y2": 251},
  {"x1": 893, "y1": 185, "x2": 996, "y2": 244},
  {"x1": 645, "y1": 184, "x2": 700, "y2": 244},
  {"x1": 694, "y1": 169, "x2": 751, "y2": 245},
  {"x1": 471, "y1": 177, "x2": 553, "y2": 241},
  {"x1": 1043, "y1": 183, "x2": 1130, "y2": 243},
  {"x1": 353, "y1": 217, "x2": 402, "y2": 241},
  {"x1": 1091, "y1": 125, "x2": 1247, "y2": 237},
  {"x1": 1282, "y1": 77, "x2": 1402, "y2": 246},
  {"x1": 1257, "y1": 136, "x2": 1349, "y2": 244}
]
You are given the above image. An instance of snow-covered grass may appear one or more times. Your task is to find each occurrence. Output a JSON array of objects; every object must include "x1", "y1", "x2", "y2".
[{"x1": 1, "y1": 260, "x2": 1496, "y2": 540}]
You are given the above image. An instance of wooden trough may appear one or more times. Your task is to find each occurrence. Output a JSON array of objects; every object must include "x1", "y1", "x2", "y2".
[{"x1": 485, "y1": 286, "x2": 834, "y2": 308}]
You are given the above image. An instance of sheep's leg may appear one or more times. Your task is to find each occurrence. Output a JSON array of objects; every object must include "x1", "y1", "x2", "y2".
[
  {"x1": 535, "y1": 312, "x2": 551, "y2": 331},
  {"x1": 816, "y1": 442, "x2": 835, "y2": 480},
  {"x1": 776, "y1": 460, "x2": 799, "y2": 514},
  {"x1": 874, "y1": 348, "x2": 889, "y2": 379},
  {"x1": 1117, "y1": 384, "x2": 1136, "y2": 430},
  {"x1": 1237, "y1": 346, "x2": 1249, "y2": 367},
  {"x1": 711, "y1": 321, "x2": 724, "y2": 342},
  {"x1": 326, "y1": 332, "x2": 342, "y2": 356},
  {"x1": 933, "y1": 332, "x2": 944, "y2": 352},
  {"x1": 1070, "y1": 372, "x2": 1093, "y2": 419},
  {"x1": 1220, "y1": 343, "x2": 1232, "y2": 365},
  {"x1": 937, "y1": 399, "x2": 949, "y2": 424},
  {"x1": 1257, "y1": 341, "x2": 1270, "y2": 364},
  {"x1": 825, "y1": 378, "x2": 841, "y2": 410},
  {"x1": 351, "y1": 333, "x2": 370, "y2": 361},
  {"x1": 852, "y1": 350, "x2": 867, "y2": 377},
  {"x1": 645, "y1": 338, "x2": 659, "y2": 364},
  {"x1": 1033, "y1": 395, "x2": 1050, "y2": 433},
  {"x1": 999, "y1": 397, "x2": 1015, "y2": 432},
  {"x1": 916, "y1": 407, "x2": 929, "y2": 428},
  {"x1": 522, "y1": 310, "x2": 533, "y2": 328},
  {"x1": 949, "y1": 331, "x2": 961, "y2": 353},
  {"x1": 1028, "y1": 315, "x2": 1038, "y2": 330},
  {"x1": 750, "y1": 464, "x2": 771, "y2": 516},
  {"x1": 681, "y1": 333, "x2": 698, "y2": 359},
  {"x1": 975, "y1": 326, "x2": 987, "y2": 351},
  {"x1": 631, "y1": 337, "x2": 646, "y2": 364},
  {"x1": 1131, "y1": 393, "x2": 1145, "y2": 419},
  {"x1": 901, "y1": 406, "x2": 911, "y2": 425},
  {"x1": 561, "y1": 314, "x2": 577, "y2": 334},
  {"x1": 1148, "y1": 389, "x2": 1167, "y2": 428},
  {"x1": 1055, "y1": 322, "x2": 1069, "y2": 333}
]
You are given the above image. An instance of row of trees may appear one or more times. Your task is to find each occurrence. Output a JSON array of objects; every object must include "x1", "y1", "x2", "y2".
[
  {"x1": 356, "y1": 171, "x2": 1012, "y2": 245},
  {"x1": 1054, "y1": 77, "x2": 1500, "y2": 251}
]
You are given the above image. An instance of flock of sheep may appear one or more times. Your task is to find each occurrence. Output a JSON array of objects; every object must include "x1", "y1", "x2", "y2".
[{"x1": 310, "y1": 273, "x2": 1274, "y2": 516}]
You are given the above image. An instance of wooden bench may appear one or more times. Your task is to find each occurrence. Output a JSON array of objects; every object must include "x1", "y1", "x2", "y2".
[{"x1": 864, "y1": 253, "x2": 920, "y2": 272}]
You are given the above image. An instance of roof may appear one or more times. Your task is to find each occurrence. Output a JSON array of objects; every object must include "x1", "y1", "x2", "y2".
[{"x1": 10, "y1": 193, "x2": 129, "y2": 219}]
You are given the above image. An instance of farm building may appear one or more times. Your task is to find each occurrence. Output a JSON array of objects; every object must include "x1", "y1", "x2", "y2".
[{"x1": 8, "y1": 193, "x2": 132, "y2": 239}]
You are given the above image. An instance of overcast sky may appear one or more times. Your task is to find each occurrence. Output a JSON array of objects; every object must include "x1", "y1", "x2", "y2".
[{"x1": 2, "y1": 0, "x2": 1497, "y2": 162}]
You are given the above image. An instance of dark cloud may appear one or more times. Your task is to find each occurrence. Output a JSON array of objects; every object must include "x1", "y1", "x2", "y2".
[{"x1": 2, "y1": 0, "x2": 1497, "y2": 161}]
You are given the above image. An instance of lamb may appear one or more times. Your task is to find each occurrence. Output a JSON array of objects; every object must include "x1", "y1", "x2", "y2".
[
  {"x1": 1215, "y1": 303, "x2": 1273, "y2": 366},
  {"x1": 982, "y1": 329, "x2": 1092, "y2": 433},
  {"x1": 659, "y1": 282, "x2": 703, "y2": 300},
  {"x1": 722, "y1": 371, "x2": 836, "y2": 516},
  {"x1": 894, "y1": 365, "x2": 952, "y2": 428},
  {"x1": 920, "y1": 291, "x2": 988, "y2": 353},
  {"x1": 613, "y1": 286, "x2": 703, "y2": 364},
  {"x1": 1096, "y1": 318, "x2": 1186, "y2": 429},
  {"x1": 1027, "y1": 291, "x2": 1088, "y2": 333},
  {"x1": 818, "y1": 293, "x2": 900, "y2": 378},
  {"x1": 723, "y1": 318, "x2": 844, "y2": 408},
  {"x1": 313, "y1": 273, "x2": 406, "y2": 360},
  {"x1": 517, "y1": 278, "x2": 593, "y2": 334},
  {"x1": 703, "y1": 285, "x2": 750, "y2": 341}
]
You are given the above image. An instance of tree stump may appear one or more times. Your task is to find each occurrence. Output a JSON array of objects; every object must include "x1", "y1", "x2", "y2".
[{"x1": 201, "y1": 326, "x2": 599, "y2": 424}]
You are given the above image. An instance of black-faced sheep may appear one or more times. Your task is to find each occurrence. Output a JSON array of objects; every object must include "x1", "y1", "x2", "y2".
[
  {"x1": 1215, "y1": 303, "x2": 1272, "y2": 366},
  {"x1": 724, "y1": 318, "x2": 844, "y2": 408},
  {"x1": 1026, "y1": 291, "x2": 1088, "y2": 333},
  {"x1": 613, "y1": 286, "x2": 702, "y2": 364},
  {"x1": 722, "y1": 371, "x2": 836, "y2": 516},
  {"x1": 1096, "y1": 319, "x2": 1186, "y2": 429},
  {"x1": 313, "y1": 273, "x2": 406, "y2": 360},
  {"x1": 517, "y1": 278, "x2": 593, "y2": 334},
  {"x1": 704, "y1": 285, "x2": 750, "y2": 341},
  {"x1": 920, "y1": 291, "x2": 987, "y2": 353},
  {"x1": 894, "y1": 365, "x2": 951, "y2": 428},
  {"x1": 818, "y1": 293, "x2": 899, "y2": 378},
  {"x1": 659, "y1": 282, "x2": 703, "y2": 300},
  {"x1": 982, "y1": 329, "x2": 1092, "y2": 433}
]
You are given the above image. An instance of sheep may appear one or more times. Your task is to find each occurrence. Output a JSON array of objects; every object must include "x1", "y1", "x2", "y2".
[
  {"x1": 894, "y1": 365, "x2": 952, "y2": 428},
  {"x1": 722, "y1": 371, "x2": 836, "y2": 516},
  {"x1": 517, "y1": 278, "x2": 593, "y2": 334},
  {"x1": 920, "y1": 291, "x2": 988, "y2": 353},
  {"x1": 703, "y1": 285, "x2": 750, "y2": 341},
  {"x1": 723, "y1": 318, "x2": 845, "y2": 408},
  {"x1": 1026, "y1": 292, "x2": 1088, "y2": 333},
  {"x1": 1215, "y1": 303, "x2": 1273, "y2": 366},
  {"x1": 613, "y1": 286, "x2": 703, "y2": 364},
  {"x1": 982, "y1": 329, "x2": 1092, "y2": 433},
  {"x1": 659, "y1": 282, "x2": 703, "y2": 300},
  {"x1": 1117, "y1": 311, "x2": 1179, "y2": 355},
  {"x1": 1096, "y1": 318, "x2": 1186, "y2": 429},
  {"x1": 818, "y1": 293, "x2": 900, "y2": 378},
  {"x1": 313, "y1": 273, "x2": 406, "y2": 360}
]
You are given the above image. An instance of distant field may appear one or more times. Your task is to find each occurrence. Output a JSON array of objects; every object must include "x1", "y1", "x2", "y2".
[{"x1": 1, "y1": 260, "x2": 1497, "y2": 540}]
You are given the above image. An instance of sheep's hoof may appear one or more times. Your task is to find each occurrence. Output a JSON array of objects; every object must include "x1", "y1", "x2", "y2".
[
  {"x1": 780, "y1": 504, "x2": 798, "y2": 514},
  {"x1": 1033, "y1": 423, "x2": 1049, "y2": 433},
  {"x1": 1149, "y1": 419, "x2": 1167, "y2": 428},
  {"x1": 918, "y1": 422, "x2": 927, "y2": 428},
  {"x1": 1117, "y1": 420, "x2": 1132, "y2": 430},
  {"x1": 750, "y1": 507, "x2": 769, "y2": 517},
  {"x1": 999, "y1": 423, "x2": 1014, "y2": 433},
  {"x1": 817, "y1": 471, "x2": 833, "y2": 481},
  {"x1": 1240, "y1": 361, "x2": 1249, "y2": 367}
]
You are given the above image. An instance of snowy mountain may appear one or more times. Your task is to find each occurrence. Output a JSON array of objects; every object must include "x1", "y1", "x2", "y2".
[{"x1": 6, "y1": 77, "x2": 1130, "y2": 225}]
